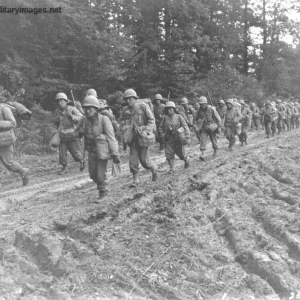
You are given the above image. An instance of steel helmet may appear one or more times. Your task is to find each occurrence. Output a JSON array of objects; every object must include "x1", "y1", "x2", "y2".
[
  {"x1": 265, "y1": 100, "x2": 271, "y2": 105},
  {"x1": 276, "y1": 99, "x2": 282, "y2": 103},
  {"x1": 180, "y1": 97, "x2": 188, "y2": 105},
  {"x1": 199, "y1": 96, "x2": 208, "y2": 104},
  {"x1": 219, "y1": 99, "x2": 225, "y2": 104},
  {"x1": 55, "y1": 92, "x2": 68, "y2": 101},
  {"x1": 86, "y1": 89, "x2": 97, "y2": 97},
  {"x1": 239, "y1": 99, "x2": 245, "y2": 104},
  {"x1": 165, "y1": 101, "x2": 176, "y2": 109},
  {"x1": 154, "y1": 94, "x2": 163, "y2": 100},
  {"x1": 82, "y1": 95, "x2": 100, "y2": 108},
  {"x1": 250, "y1": 103, "x2": 255, "y2": 107},
  {"x1": 226, "y1": 99, "x2": 234, "y2": 105},
  {"x1": 124, "y1": 89, "x2": 138, "y2": 99}
]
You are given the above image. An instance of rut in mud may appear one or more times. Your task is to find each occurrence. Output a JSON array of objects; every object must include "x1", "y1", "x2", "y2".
[{"x1": 0, "y1": 131, "x2": 300, "y2": 300}]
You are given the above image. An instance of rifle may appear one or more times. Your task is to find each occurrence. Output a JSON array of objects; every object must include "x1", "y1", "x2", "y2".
[
  {"x1": 167, "y1": 91, "x2": 170, "y2": 102},
  {"x1": 70, "y1": 90, "x2": 76, "y2": 107},
  {"x1": 80, "y1": 136, "x2": 85, "y2": 171},
  {"x1": 206, "y1": 89, "x2": 213, "y2": 107}
]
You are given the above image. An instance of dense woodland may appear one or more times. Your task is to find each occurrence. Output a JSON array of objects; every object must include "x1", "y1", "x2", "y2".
[{"x1": 0, "y1": 0, "x2": 300, "y2": 110}]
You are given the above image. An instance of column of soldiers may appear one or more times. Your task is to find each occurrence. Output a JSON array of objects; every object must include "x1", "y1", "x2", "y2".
[{"x1": 1, "y1": 88, "x2": 300, "y2": 199}]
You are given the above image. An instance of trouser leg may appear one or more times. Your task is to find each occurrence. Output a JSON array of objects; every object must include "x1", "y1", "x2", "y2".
[
  {"x1": 265, "y1": 121, "x2": 271, "y2": 136},
  {"x1": 199, "y1": 130, "x2": 208, "y2": 152},
  {"x1": 88, "y1": 151, "x2": 108, "y2": 193},
  {"x1": 225, "y1": 126, "x2": 235, "y2": 147},
  {"x1": 67, "y1": 139, "x2": 82, "y2": 162},
  {"x1": 129, "y1": 142, "x2": 140, "y2": 174},
  {"x1": 209, "y1": 131, "x2": 218, "y2": 149},
  {"x1": 138, "y1": 143, "x2": 157, "y2": 171},
  {"x1": 0, "y1": 145, "x2": 24, "y2": 175},
  {"x1": 59, "y1": 142, "x2": 68, "y2": 166},
  {"x1": 271, "y1": 120, "x2": 277, "y2": 135}
]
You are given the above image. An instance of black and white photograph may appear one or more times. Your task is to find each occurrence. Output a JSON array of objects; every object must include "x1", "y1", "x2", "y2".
[{"x1": 0, "y1": 0, "x2": 300, "y2": 299}]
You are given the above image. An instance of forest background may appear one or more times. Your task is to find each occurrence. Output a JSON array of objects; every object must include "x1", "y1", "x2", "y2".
[{"x1": 0, "y1": 0, "x2": 299, "y2": 153}]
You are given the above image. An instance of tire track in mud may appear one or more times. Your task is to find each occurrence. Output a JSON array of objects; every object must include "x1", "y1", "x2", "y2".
[{"x1": 1, "y1": 129, "x2": 300, "y2": 300}]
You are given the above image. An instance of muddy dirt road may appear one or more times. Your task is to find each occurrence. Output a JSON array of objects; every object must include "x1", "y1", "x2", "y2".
[{"x1": 1, "y1": 130, "x2": 300, "y2": 300}]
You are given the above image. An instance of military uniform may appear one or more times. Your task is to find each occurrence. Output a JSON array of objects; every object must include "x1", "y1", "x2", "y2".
[
  {"x1": 195, "y1": 106, "x2": 222, "y2": 154},
  {"x1": 159, "y1": 109, "x2": 190, "y2": 172},
  {"x1": 239, "y1": 102, "x2": 252, "y2": 145},
  {"x1": 224, "y1": 101, "x2": 243, "y2": 150},
  {"x1": 0, "y1": 104, "x2": 29, "y2": 184},
  {"x1": 276, "y1": 101, "x2": 286, "y2": 133},
  {"x1": 177, "y1": 105, "x2": 196, "y2": 128},
  {"x1": 119, "y1": 101, "x2": 157, "y2": 183},
  {"x1": 76, "y1": 113, "x2": 119, "y2": 194},
  {"x1": 216, "y1": 105, "x2": 227, "y2": 128},
  {"x1": 53, "y1": 105, "x2": 82, "y2": 169},
  {"x1": 153, "y1": 102, "x2": 165, "y2": 150},
  {"x1": 250, "y1": 104, "x2": 260, "y2": 130},
  {"x1": 261, "y1": 102, "x2": 278, "y2": 137},
  {"x1": 285, "y1": 103, "x2": 293, "y2": 131}
]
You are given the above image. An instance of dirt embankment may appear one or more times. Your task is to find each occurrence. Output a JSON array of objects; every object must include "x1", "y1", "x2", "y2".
[{"x1": 1, "y1": 131, "x2": 300, "y2": 300}]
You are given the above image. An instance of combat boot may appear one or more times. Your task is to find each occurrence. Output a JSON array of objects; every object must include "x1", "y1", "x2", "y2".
[
  {"x1": 199, "y1": 150, "x2": 205, "y2": 161},
  {"x1": 168, "y1": 159, "x2": 175, "y2": 174},
  {"x1": 151, "y1": 168, "x2": 158, "y2": 181},
  {"x1": 184, "y1": 156, "x2": 190, "y2": 169},
  {"x1": 130, "y1": 171, "x2": 140, "y2": 187},
  {"x1": 59, "y1": 165, "x2": 68, "y2": 175},
  {"x1": 21, "y1": 168, "x2": 29, "y2": 186},
  {"x1": 228, "y1": 145, "x2": 233, "y2": 151},
  {"x1": 213, "y1": 149, "x2": 218, "y2": 157}
]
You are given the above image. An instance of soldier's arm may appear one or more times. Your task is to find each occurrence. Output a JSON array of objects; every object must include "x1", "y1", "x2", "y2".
[
  {"x1": 143, "y1": 103, "x2": 156, "y2": 132},
  {"x1": 0, "y1": 107, "x2": 17, "y2": 129},
  {"x1": 103, "y1": 116, "x2": 119, "y2": 156},
  {"x1": 212, "y1": 108, "x2": 222, "y2": 127},
  {"x1": 179, "y1": 115, "x2": 191, "y2": 140},
  {"x1": 234, "y1": 108, "x2": 243, "y2": 123},
  {"x1": 159, "y1": 116, "x2": 165, "y2": 137},
  {"x1": 75, "y1": 117, "x2": 84, "y2": 138}
]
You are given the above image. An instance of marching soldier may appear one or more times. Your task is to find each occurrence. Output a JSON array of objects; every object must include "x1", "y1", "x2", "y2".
[
  {"x1": 53, "y1": 93, "x2": 82, "y2": 175},
  {"x1": 216, "y1": 100, "x2": 227, "y2": 129},
  {"x1": 261, "y1": 100, "x2": 278, "y2": 138},
  {"x1": 285, "y1": 102, "x2": 293, "y2": 131},
  {"x1": 239, "y1": 100, "x2": 252, "y2": 146},
  {"x1": 153, "y1": 94, "x2": 165, "y2": 151},
  {"x1": 177, "y1": 97, "x2": 196, "y2": 128},
  {"x1": 295, "y1": 102, "x2": 300, "y2": 128},
  {"x1": 159, "y1": 101, "x2": 190, "y2": 173},
  {"x1": 250, "y1": 103, "x2": 260, "y2": 130},
  {"x1": 194, "y1": 96, "x2": 222, "y2": 160},
  {"x1": 76, "y1": 96, "x2": 120, "y2": 199},
  {"x1": 224, "y1": 99, "x2": 243, "y2": 151},
  {"x1": 0, "y1": 100, "x2": 29, "y2": 185},
  {"x1": 276, "y1": 99, "x2": 285, "y2": 134},
  {"x1": 119, "y1": 89, "x2": 158, "y2": 187}
]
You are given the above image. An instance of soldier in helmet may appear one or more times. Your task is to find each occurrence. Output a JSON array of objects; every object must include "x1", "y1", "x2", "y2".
[
  {"x1": 250, "y1": 103, "x2": 260, "y2": 130},
  {"x1": 194, "y1": 96, "x2": 222, "y2": 159},
  {"x1": 216, "y1": 99, "x2": 226, "y2": 129},
  {"x1": 261, "y1": 100, "x2": 278, "y2": 138},
  {"x1": 177, "y1": 97, "x2": 196, "y2": 128},
  {"x1": 53, "y1": 92, "x2": 83, "y2": 175},
  {"x1": 153, "y1": 94, "x2": 165, "y2": 151},
  {"x1": 224, "y1": 99, "x2": 243, "y2": 151},
  {"x1": 295, "y1": 102, "x2": 300, "y2": 128},
  {"x1": 239, "y1": 100, "x2": 252, "y2": 146},
  {"x1": 159, "y1": 101, "x2": 190, "y2": 173},
  {"x1": 119, "y1": 89, "x2": 158, "y2": 187},
  {"x1": 276, "y1": 99, "x2": 285, "y2": 134},
  {"x1": 75, "y1": 95, "x2": 120, "y2": 199},
  {"x1": 0, "y1": 97, "x2": 29, "y2": 186}
]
